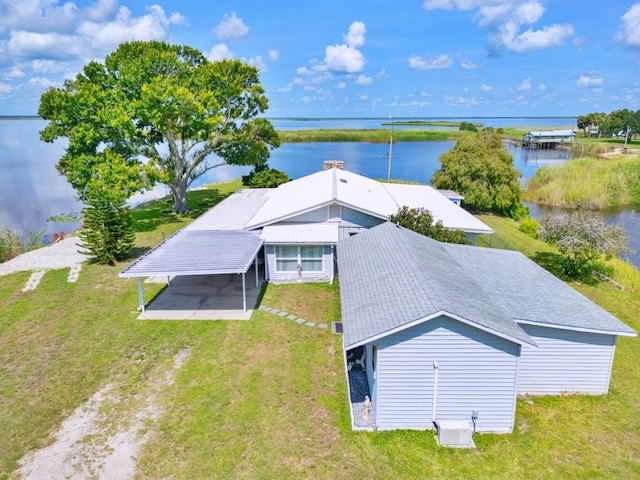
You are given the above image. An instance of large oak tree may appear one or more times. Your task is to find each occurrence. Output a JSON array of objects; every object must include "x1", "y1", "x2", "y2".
[{"x1": 39, "y1": 41, "x2": 280, "y2": 214}]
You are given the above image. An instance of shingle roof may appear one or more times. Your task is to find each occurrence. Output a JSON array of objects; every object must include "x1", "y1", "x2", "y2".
[
  {"x1": 338, "y1": 222, "x2": 636, "y2": 348},
  {"x1": 119, "y1": 230, "x2": 263, "y2": 278}
]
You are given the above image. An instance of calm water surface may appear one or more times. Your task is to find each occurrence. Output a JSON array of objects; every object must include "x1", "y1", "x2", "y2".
[{"x1": 1, "y1": 117, "x2": 637, "y2": 267}]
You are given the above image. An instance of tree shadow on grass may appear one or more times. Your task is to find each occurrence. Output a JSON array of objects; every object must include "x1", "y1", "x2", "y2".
[
  {"x1": 131, "y1": 188, "x2": 231, "y2": 233},
  {"x1": 531, "y1": 251, "x2": 599, "y2": 285}
]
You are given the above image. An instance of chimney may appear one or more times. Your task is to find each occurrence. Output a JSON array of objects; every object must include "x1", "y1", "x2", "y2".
[{"x1": 323, "y1": 160, "x2": 344, "y2": 171}]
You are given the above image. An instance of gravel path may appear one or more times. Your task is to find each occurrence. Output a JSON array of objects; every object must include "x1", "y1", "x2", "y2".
[
  {"x1": 0, "y1": 237, "x2": 87, "y2": 278},
  {"x1": 0, "y1": 237, "x2": 87, "y2": 276},
  {"x1": 15, "y1": 349, "x2": 190, "y2": 480}
]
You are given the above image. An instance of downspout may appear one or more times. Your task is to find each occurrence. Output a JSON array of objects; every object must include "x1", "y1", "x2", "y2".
[
  {"x1": 330, "y1": 245, "x2": 335, "y2": 284},
  {"x1": 432, "y1": 360, "x2": 439, "y2": 426}
]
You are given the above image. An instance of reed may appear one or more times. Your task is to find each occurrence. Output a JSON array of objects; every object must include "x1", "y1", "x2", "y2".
[
  {"x1": 524, "y1": 156, "x2": 640, "y2": 208},
  {"x1": 276, "y1": 128, "x2": 471, "y2": 143}
]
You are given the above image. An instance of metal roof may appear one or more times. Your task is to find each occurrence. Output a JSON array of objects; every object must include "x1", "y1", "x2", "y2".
[
  {"x1": 185, "y1": 189, "x2": 270, "y2": 231},
  {"x1": 338, "y1": 222, "x2": 636, "y2": 349},
  {"x1": 119, "y1": 230, "x2": 263, "y2": 278},
  {"x1": 244, "y1": 167, "x2": 493, "y2": 234},
  {"x1": 261, "y1": 223, "x2": 339, "y2": 244}
]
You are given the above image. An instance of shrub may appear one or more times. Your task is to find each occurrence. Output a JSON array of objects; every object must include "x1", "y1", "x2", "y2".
[
  {"x1": 519, "y1": 217, "x2": 539, "y2": 238},
  {"x1": 0, "y1": 227, "x2": 22, "y2": 263}
]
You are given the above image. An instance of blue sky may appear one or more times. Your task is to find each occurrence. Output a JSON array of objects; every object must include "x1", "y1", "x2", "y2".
[{"x1": 1, "y1": 0, "x2": 639, "y2": 117}]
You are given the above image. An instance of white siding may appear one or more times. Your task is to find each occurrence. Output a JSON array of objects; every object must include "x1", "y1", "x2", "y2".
[
  {"x1": 286, "y1": 207, "x2": 328, "y2": 223},
  {"x1": 342, "y1": 207, "x2": 384, "y2": 228},
  {"x1": 264, "y1": 245, "x2": 334, "y2": 283},
  {"x1": 374, "y1": 316, "x2": 519, "y2": 433},
  {"x1": 518, "y1": 324, "x2": 616, "y2": 395}
]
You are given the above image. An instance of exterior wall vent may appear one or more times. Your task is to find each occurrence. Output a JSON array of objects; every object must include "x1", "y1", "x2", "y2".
[{"x1": 435, "y1": 420, "x2": 474, "y2": 448}]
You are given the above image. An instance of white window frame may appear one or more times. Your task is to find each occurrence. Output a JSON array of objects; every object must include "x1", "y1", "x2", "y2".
[{"x1": 275, "y1": 245, "x2": 324, "y2": 273}]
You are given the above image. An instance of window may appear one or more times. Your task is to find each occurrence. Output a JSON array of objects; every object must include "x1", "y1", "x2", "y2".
[{"x1": 275, "y1": 245, "x2": 323, "y2": 272}]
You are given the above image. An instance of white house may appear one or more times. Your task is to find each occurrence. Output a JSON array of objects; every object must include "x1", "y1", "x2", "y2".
[
  {"x1": 121, "y1": 164, "x2": 493, "y2": 300},
  {"x1": 337, "y1": 222, "x2": 636, "y2": 433}
]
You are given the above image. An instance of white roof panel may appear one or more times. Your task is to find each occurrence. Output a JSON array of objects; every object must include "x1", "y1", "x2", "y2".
[
  {"x1": 382, "y1": 183, "x2": 493, "y2": 234},
  {"x1": 261, "y1": 223, "x2": 339, "y2": 244},
  {"x1": 119, "y1": 230, "x2": 263, "y2": 277},
  {"x1": 185, "y1": 189, "x2": 271, "y2": 231}
]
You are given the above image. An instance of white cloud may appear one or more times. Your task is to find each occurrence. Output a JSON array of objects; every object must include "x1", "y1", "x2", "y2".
[
  {"x1": 356, "y1": 75, "x2": 373, "y2": 85},
  {"x1": 408, "y1": 54, "x2": 453, "y2": 70},
  {"x1": 28, "y1": 76, "x2": 57, "y2": 88},
  {"x1": 304, "y1": 85, "x2": 316, "y2": 91},
  {"x1": 31, "y1": 59, "x2": 66, "y2": 74},
  {"x1": 336, "y1": 82, "x2": 346, "y2": 88},
  {"x1": 275, "y1": 83, "x2": 293, "y2": 92},
  {"x1": 576, "y1": 75, "x2": 604, "y2": 88},
  {"x1": 268, "y1": 50, "x2": 279, "y2": 60},
  {"x1": 85, "y1": 0, "x2": 120, "y2": 23},
  {"x1": 458, "y1": 55, "x2": 479, "y2": 69},
  {"x1": 359, "y1": 94, "x2": 368, "y2": 100},
  {"x1": 213, "y1": 12, "x2": 249, "y2": 41},
  {"x1": 481, "y1": 83, "x2": 493, "y2": 92},
  {"x1": 318, "y1": 43, "x2": 366, "y2": 73},
  {"x1": 375, "y1": 68, "x2": 388, "y2": 79},
  {"x1": 296, "y1": 66, "x2": 315, "y2": 76},
  {"x1": 78, "y1": 5, "x2": 175, "y2": 53},
  {"x1": 427, "y1": 1, "x2": 575, "y2": 54},
  {"x1": 616, "y1": 3, "x2": 640, "y2": 48},
  {"x1": 516, "y1": 77, "x2": 532, "y2": 90},
  {"x1": 310, "y1": 21, "x2": 367, "y2": 74},
  {"x1": 506, "y1": 24, "x2": 574, "y2": 53},
  {"x1": 301, "y1": 96, "x2": 312, "y2": 103},
  {"x1": 0, "y1": 82, "x2": 14, "y2": 93},
  {"x1": 344, "y1": 21, "x2": 366, "y2": 48},
  {"x1": 169, "y1": 12, "x2": 189, "y2": 27},
  {"x1": 7, "y1": 31, "x2": 83, "y2": 59},
  {"x1": 206, "y1": 43, "x2": 233, "y2": 61},
  {"x1": 245, "y1": 55, "x2": 267, "y2": 72},
  {"x1": 4, "y1": 65, "x2": 25, "y2": 78},
  {"x1": 537, "y1": 83, "x2": 547, "y2": 90}
]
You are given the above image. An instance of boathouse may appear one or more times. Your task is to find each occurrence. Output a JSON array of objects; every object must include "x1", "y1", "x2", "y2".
[{"x1": 523, "y1": 130, "x2": 576, "y2": 149}]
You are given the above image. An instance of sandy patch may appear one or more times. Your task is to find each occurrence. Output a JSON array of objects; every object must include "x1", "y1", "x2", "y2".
[
  {"x1": 0, "y1": 237, "x2": 87, "y2": 277},
  {"x1": 14, "y1": 349, "x2": 190, "y2": 480}
]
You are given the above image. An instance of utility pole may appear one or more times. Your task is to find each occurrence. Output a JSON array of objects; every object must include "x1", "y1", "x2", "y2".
[
  {"x1": 625, "y1": 125, "x2": 630, "y2": 147},
  {"x1": 387, "y1": 116, "x2": 394, "y2": 182}
]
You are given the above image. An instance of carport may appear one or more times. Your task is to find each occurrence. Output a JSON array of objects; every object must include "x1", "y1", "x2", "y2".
[{"x1": 119, "y1": 229, "x2": 264, "y2": 314}]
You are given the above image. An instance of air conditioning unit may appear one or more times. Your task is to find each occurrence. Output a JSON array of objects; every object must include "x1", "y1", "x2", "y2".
[{"x1": 435, "y1": 420, "x2": 473, "y2": 447}]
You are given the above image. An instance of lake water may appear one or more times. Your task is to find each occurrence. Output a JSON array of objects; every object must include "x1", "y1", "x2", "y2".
[{"x1": 1, "y1": 117, "x2": 638, "y2": 267}]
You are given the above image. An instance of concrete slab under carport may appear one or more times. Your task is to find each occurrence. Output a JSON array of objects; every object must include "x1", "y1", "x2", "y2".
[{"x1": 138, "y1": 268, "x2": 264, "y2": 320}]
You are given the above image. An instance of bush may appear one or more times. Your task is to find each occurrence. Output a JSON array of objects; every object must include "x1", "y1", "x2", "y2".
[
  {"x1": 0, "y1": 227, "x2": 47, "y2": 263},
  {"x1": 0, "y1": 227, "x2": 22, "y2": 263},
  {"x1": 242, "y1": 164, "x2": 290, "y2": 188},
  {"x1": 459, "y1": 122, "x2": 478, "y2": 132},
  {"x1": 518, "y1": 217, "x2": 539, "y2": 238}
]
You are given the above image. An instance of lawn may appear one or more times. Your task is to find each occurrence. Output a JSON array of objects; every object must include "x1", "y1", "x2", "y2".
[{"x1": 1, "y1": 187, "x2": 639, "y2": 479}]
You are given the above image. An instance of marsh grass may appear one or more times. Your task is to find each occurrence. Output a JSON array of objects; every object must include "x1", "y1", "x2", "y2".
[
  {"x1": 277, "y1": 128, "x2": 471, "y2": 143},
  {"x1": 2, "y1": 186, "x2": 640, "y2": 479},
  {"x1": 524, "y1": 156, "x2": 640, "y2": 208}
]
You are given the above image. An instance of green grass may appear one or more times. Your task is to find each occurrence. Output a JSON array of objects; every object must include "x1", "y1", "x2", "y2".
[
  {"x1": 1, "y1": 186, "x2": 640, "y2": 478},
  {"x1": 277, "y1": 128, "x2": 472, "y2": 143},
  {"x1": 523, "y1": 156, "x2": 640, "y2": 208}
]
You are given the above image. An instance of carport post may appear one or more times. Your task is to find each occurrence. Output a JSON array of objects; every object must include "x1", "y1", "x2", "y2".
[
  {"x1": 137, "y1": 277, "x2": 145, "y2": 312},
  {"x1": 254, "y1": 256, "x2": 259, "y2": 286},
  {"x1": 242, "y1": 272, "x2": 247, "y2": 312}
]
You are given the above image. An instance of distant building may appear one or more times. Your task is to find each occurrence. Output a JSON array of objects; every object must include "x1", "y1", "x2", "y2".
[{"x1": 522, "y1": 130, "x2": 576, "y2": 149}]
